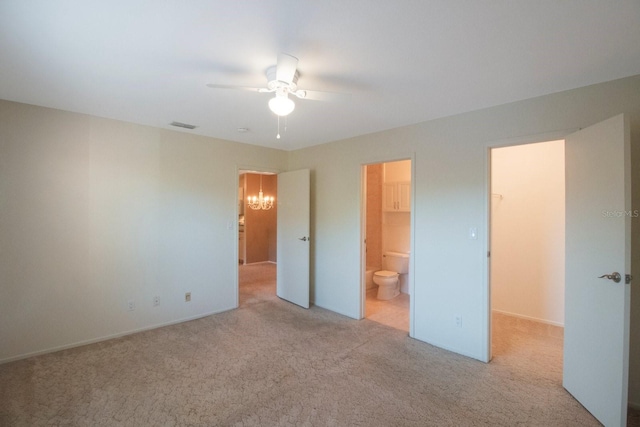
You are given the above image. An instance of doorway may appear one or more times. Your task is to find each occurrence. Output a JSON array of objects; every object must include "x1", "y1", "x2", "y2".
[
  {"x1": 361, "y1": 159, "x2": 412, "y2": 332},
  {"x1": 238, "y1": 171, "x2": 278, "y2": 307},
  {"x1": 489, "y1": 139, "x2": 565, "y2": 368},
  {"x1": 487, "y1": 116, "x2": 632, "y2": 426}
]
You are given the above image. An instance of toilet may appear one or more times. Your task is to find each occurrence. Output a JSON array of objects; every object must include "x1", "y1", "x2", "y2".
[{"x1": 373, "y1": 251, "x2": 409, "y2": 300}]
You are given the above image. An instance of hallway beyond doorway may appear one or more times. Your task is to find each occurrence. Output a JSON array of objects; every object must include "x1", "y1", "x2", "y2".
[{"x1": 239, "y1": 263, "x2": 276, "y2": 307}]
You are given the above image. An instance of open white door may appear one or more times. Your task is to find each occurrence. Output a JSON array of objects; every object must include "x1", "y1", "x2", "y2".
[
  {"x1": 276, "y1": 169, "x2": 310, "y2": 308},
  {"x1": 564, "y1": 114, "x2": 631, "y2": 427}
]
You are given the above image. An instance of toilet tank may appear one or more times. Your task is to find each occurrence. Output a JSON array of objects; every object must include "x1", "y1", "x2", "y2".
[{"x1": 383, "y1": 251, "x2": 409, "y2": 273}]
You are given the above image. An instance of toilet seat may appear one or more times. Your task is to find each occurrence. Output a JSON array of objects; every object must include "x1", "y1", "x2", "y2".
[{"x1": 374, "y1": 270, "x2": 398, "y2": 278}]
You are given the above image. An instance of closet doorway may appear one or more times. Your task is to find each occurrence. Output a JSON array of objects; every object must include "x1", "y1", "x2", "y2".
[{"x1": 489, "y1": 140, "x2": 565, "y2": 366}]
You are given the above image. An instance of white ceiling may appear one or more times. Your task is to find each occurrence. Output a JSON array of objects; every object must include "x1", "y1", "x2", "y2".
[{"x1": 1, "y1": 1, "x2": 639, "y2": 151}]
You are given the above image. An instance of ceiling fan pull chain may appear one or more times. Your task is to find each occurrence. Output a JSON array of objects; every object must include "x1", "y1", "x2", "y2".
[{"x1": 276, "y1": 115, "x2": 281, "y2": 139}]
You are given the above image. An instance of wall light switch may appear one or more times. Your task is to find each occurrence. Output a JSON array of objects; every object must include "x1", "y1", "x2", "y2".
[{"x1": 469, "y1": 227, "x2": 478, "y2": 240}]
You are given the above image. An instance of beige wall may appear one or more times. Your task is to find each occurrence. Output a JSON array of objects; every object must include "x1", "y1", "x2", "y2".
[
  {"x1": 491, "y1": 141, "x2": 565, "y2": 326},
  {"x1": 0, "y1": 100, "x2": 286, "y2": 363},
  {"x1": 288, "y1": 75, "x2": 640, "y2": 406},
  {"x1": 1, "y1": 75, "x2": 639, "y2": 407}
]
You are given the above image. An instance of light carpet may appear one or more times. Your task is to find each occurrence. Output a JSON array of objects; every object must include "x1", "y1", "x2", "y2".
[{"x1": 1, "y1": 263, "x2": 637, "y2": 426}]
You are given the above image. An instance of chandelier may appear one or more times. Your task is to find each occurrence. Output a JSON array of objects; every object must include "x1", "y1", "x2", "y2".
[{"x1": 247, "y1": 174, "x2": 274, "y2": 210}]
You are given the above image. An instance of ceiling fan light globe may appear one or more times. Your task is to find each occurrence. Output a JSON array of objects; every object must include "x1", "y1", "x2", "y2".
[{"x1": 269, "y1": 95, "x2": 295, "y2": 116}]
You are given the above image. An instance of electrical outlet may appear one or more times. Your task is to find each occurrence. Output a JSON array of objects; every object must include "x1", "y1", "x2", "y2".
[
  {"x1": 185, "y1": 292, "x2": 191, "y2": 302},
  {"x1": 455, "y1": 315, "x2": 462, "y2": 328},
  {"x1": 128, "y1": 300, "x2": 136, "y2": 311},
  {"x1": 153, "y1": 296, "x2": 160, "y2": 307}
]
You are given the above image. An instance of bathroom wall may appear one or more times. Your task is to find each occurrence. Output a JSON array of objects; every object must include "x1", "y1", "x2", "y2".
[
  {"x1": 382, "y1": 160, "x2": 411, "y2": 293},
  {"x1": 383, "y1": 159, "x2": 411, "y2": 182},
  {"x1": 244, "y1": 173, "x2": 277, "y2": 264},
  {"x1": 382, "y1": 160, "x2": 411, "y2": 254},
  {"x1": 491, "y1": 141, "x2": 565, "y2": 326},
  {"x1": 366, "y1": 164, "x2": 383, "y2": 271}
]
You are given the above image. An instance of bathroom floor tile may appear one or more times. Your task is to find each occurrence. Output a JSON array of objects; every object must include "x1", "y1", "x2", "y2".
[{"x1": 365, "y1": 288, "x2": 409, "y2": 332}]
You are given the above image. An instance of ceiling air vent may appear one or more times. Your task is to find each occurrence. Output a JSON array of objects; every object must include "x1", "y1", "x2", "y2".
[{"x1": 169, "y1": 121, "x2": 197, "y2": 130}]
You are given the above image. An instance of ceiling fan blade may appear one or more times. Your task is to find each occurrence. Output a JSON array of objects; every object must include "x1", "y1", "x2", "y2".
[
  {"x1": 298, "y1": 89, "x2": 351, "y2": 102},
  {"x1": 276, "y1": 53, "x2": 298, "y2": 84},
  {"x1": 206, "y1": 84, "x2": 262, "y2": 92}
]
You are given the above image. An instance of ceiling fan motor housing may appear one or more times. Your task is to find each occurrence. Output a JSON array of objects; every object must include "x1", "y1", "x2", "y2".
[{"x1": 266, "y1": 65, "x2": 299, "y2": 92}]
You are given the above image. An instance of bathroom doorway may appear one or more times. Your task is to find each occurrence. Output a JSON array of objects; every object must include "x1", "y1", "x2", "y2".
[
  {"x1": 361, "y1": 159, "x2": 412, "y2": 332},
  {"x1": 238, "y1": 170, "x2": 278, "y2": 307},
  {"x1": 489, "y1": 140, "x2": 565, "y2": 367}
]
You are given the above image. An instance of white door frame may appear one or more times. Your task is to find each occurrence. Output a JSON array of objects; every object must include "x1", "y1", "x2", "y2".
[
  {"x1": 234, "y1": 165, "x2": 280, "y2": 309},
  {"x1": 360, "y1": 154, "x2": 416, "y2": 337}
]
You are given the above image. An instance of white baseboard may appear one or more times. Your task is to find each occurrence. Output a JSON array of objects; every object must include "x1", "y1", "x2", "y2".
[
  {"x1": 492, "y1": 309, "x2": 564, "y2": 327},
  {"x1": 0, "y1": 307, "x2": 234, "y2": 365}
]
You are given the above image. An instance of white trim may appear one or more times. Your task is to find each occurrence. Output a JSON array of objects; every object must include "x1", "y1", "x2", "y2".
[
  {"x1": 482, "y1": 146, "x2": 492, "y2": 363},
  {"x1": 0, "y1": 308, "x2": 234, "y2": 365},
  {"x1": 408, "y1": 152, "x2": 416, "y2": 338},
  {"x1": 483, "y1": 129, "x2": 576, "y2": 148},
  {"x1": 314, "y1": 301, "x2": 360, "y2": 320},
  {"x1": 243, "y1": 261, "x2": 277, "y2": 265},
  {"x1": 492, "y1": 309, "x2": 565, "y2": 328},
  {"x1": 359, "y1": 165, "x2": 368, "y2": 319}
]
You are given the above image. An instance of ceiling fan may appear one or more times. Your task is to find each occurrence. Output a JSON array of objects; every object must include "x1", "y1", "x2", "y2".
[{"x1": 207, "y1": 53, "x2": 318, "y2": 117}]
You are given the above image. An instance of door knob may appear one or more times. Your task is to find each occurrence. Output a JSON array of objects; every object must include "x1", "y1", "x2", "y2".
[
  {"x1": 626, "y1": 274, "x2": 633, "y2": 284},
  {"x1": 598, "y1": 272, "x2": 622, "y2": 283},
  {"x1": 298, "y1": 236, "x2": 309, "y2": 242}
]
